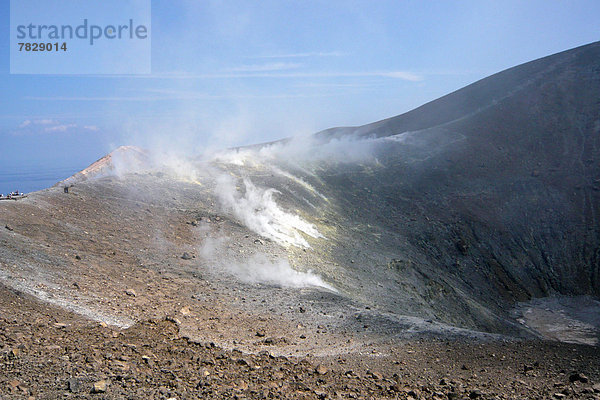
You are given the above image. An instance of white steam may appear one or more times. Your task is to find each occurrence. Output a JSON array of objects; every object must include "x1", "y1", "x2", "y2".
[
  {"x1": 215, "y1": 175, "x2": 323, "y2": 248},
  {"x1": 210, "y1": 134, "x2": 384, "y2": 167},
  {"x1": 224, "y1": 254, "x2": 336, "y2": 290},
  {"x1": 199, "y1": 235, "x2": 336, "y2": 291}
]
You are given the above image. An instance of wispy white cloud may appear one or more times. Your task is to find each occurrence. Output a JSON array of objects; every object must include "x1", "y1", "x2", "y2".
[
  {"x1": 19, "y1": 119, "x2": 58, "y2": 128},
  {"x1": 227, "y1": 62, "x2": 302, "y2": 72},
  {"x1": 35, "y1": 119, "x2": 57, "y2": 125},
  {"x1": 250, "y1": 51, "x2": 348, "y2": 58},
  {"x1": 44, "y1": 124, "x2": 76, "y2": 133},
  {"x1": 377, "y1": 71, "x2": 423, "y2": 81},
  {"x1": 69, "y1": 70, "x2": 424, "y2": 81},
  {"x1": 13, "y1": 119, "x2": 98, "y2": 135},
  {"x1": 24, "y1": 92, "x2": 340, "y2": 102},
  {"x1": 293, "y1": 82, "x2": 383, "y2": 88}
]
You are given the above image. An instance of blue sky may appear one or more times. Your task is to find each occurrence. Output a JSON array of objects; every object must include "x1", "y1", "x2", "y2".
[{"x1": 1, "y1": 0, "x2": 599, "y2": 192}]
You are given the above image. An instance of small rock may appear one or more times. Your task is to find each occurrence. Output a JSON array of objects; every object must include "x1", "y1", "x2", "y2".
[
  {"x1": 469, "y1": 390, "x2": 482, "y2": 399},
  {"x1": 142, "y1": 355, "x2": 153, "y2": 365},
  {"x1": 569, "y1": 372, "x2": 589, "y2": 384},
  {"x1": 389, "y1": 384, "x2": 401, "y2": 392},
  {"x1": 593, "y1": 383, "x2": 600, "y2": 393},
  {"x1": 315, "y1": 390, "x2": 327, "y2": 399},
  {"x1": 75, "y1": 254, "x2": 81, "y2": 260},
  {"x1": 181, "y1": 252, "x2": 193, "y2": 260},
  {"x1": 299, "y1": 306, "x2": 306, "y2": 313},
  {"x1": 179, "y1": 306, "x2": 191, "y2": 315},
  {"x1": 315, "y1": 364, "x2": 328, "y2": 375},
  {"x1": 92, "y1": 380, "x2": 107, "y2": 393},
  {"x1": 368, "y1": 370, "x2": 383, "y2": 380},
  {"x1": 124, "y1": 289, "x2": 137, "y2": 297},
  {"x1": 553, "y1": 393, "x2": 566, "y2": 399},
  {"x1": 67, "y1": 378, "x2": 81, "y2": 393},
  {"x1": 456, "y1": 239, "x2": 469, "y2": 255},
  {"x1": 165, "y1": 315, "x2": 181, "y2": 325},
  {"x1": 5, "y1": 224, "x2": 13, "y2": 231},
  {"x1": 237, "y1": 358, "x2": 250, "y2": 366},
  {"x1": 254, "y1": 239, "x2": 263, "y2": 245},
  {"x1": 256, "y1": 330, "x2": 266, "y2": 337}
]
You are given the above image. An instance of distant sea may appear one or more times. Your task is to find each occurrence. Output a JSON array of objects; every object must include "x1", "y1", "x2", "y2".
[{"x1": 0, "y1": 164, "x2": 83, "y2": 195}]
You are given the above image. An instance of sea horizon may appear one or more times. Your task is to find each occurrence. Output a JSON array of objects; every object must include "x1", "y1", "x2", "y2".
[{"x1": 0, "y1": 163, "x2": 84, "y2": 195}]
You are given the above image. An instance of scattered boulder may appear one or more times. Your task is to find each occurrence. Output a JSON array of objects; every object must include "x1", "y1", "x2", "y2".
[
  {"x1": 262, "y1": 337, "x2": 287, "y2": 345},
  {"x1": 315, "y1": 364, "x2": 328, "y2": 375},
  {"x1": 569, "y1": 372, "x2": 589, "y2": 384},
  {"x1": 181, "y1": 252, "x2": 193, "y2": 260},
  {"x1": 92, "y1": 380, "x2": 107, "y2": 393},
  {"x1": 67, "y1": 378, "x2": 81, "y2": 393},
  {"x1": 4, "y1": 224, "x2": 13, "y2": 231},
  {"x1": 165, "y1": 315, "x2": 182, "y2": 325},
  {"x1": 179, "y1": 306, "x2": 191, "y2": 316},
  {"x1": 124, "y1": 289, "x2": 137, "y2": 297},
  {"x1": 8, "y1": 379, "x2": 20, "y2": 390},
  {"x1": 387, "y1": 258, "x2": 413, "y2": 271},
  {"x1": 367, "y1": 370, "x2": 383, "y2": 380},
  {"x1": 456, "y1": 239, "x2": 469, "y2": 255}
]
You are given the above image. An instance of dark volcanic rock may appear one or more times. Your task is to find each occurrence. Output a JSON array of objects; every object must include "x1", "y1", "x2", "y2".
[{"x1": 304, "y1": 41, "x2": 600, "y2": 333}]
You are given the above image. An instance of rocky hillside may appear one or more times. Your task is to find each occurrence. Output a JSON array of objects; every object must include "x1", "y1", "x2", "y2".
[
  {"x1": 290, "y1": 40, "x2": 600, "y2": 333},
  {"x1": 1, "y1": 42, "x2": 599, "y2": 346}
]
